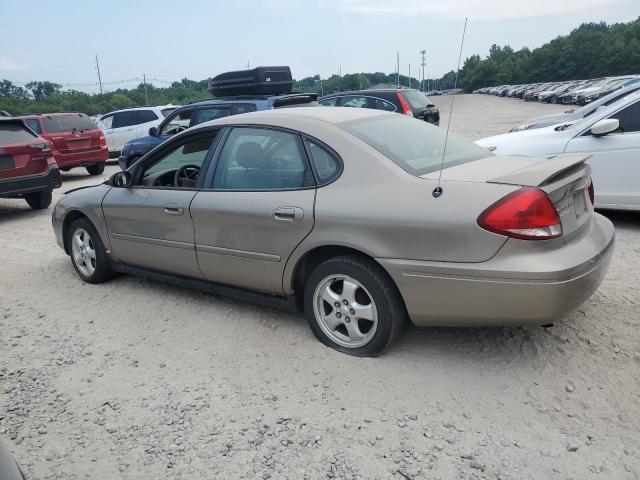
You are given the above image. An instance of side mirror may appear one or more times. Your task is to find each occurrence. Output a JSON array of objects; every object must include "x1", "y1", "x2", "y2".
[
  {"x1": 108, "y1": 171, "x2": 132, "y2": 188},
  {"x1": 590, "y1": 118, "x2": 619, "y2": 136},
  {"x1": 149, "y1": 126, "x2": 158, "y2": 137}
]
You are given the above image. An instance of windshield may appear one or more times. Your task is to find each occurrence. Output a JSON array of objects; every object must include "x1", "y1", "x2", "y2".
[{"x1": 340, "y1": 114, "x2": 491, "y2": 176}]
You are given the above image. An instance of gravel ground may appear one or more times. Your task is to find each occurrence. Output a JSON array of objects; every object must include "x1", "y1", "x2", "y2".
[{"x1": 1, "y1": 95, "x2": 639, "y2": 480}]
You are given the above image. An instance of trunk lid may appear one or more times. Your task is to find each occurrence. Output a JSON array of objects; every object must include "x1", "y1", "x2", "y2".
[
  {"x1": 41, "y1": 113, "x2": 103, "y2": 153},
  {"x1": 422, "y1": 153, "x2": 593, "y2": 237}
]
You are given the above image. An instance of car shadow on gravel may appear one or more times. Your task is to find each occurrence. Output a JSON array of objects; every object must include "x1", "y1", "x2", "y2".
[
  {"x1": 0, "y1": 200, "x2": 43, "y2": 222},
  {"x1": 599, "y1": 210, "x2": 640, "y2": 230}
]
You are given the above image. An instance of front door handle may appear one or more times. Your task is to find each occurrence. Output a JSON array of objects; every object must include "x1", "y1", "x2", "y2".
[
  {"x1": 163, "y1": 203, "x2": 184, "y2": 216},
  {"x1": 273, "y1": 206, "x2": 303, "y2": 223}
]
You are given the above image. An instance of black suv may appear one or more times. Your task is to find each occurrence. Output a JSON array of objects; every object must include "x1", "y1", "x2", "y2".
[
  {"x1": 118, "y1": 93, "x2": 318, "y2": 170},
  {"x1": 319, "y1": 88, "x2": 440, "y2": 125}
]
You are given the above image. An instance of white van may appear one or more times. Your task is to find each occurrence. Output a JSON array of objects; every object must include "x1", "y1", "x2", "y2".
[{"x1": 97, "y1": 105, "x2": 177, "y2": 155}]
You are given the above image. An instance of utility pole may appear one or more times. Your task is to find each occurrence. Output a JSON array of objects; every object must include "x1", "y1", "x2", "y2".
[
  {"x1": 396, "y1": 52, "x2": 400, "y2": 87},
  {"x1": 420, "y1": 50, "x2": 426, "y2": 92},
  {"x1": 247, "y1": 61, "x2": 250, "y2": 69},
  {"x1": 408, "y1": 64, "x2": 411, "y2": 89},
  {"x1": 339, "y1": 65, "x2": 342, "y2": 76},
  {"x1": 143, "y1": 74, "x2": 149, "y2": 104},
  {"x1": 95, "y1": 55, "x2": 103, "y2": 94}
]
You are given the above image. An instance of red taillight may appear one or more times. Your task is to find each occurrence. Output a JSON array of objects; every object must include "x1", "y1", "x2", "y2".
[
  {"x1": 587, "y1": 180, "x2": 595, "y2": 205},
  {"x1": 98, "y1": 132, "x2": 106, "y2": 145},
  {"x1": 478, "y1": 188, "x2": 562, "y2": 240},
  {"x1": 396, "y1": 92, "x2": 413, "y2": 116}
]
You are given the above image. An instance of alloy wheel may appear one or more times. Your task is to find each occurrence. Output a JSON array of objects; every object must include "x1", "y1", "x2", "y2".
[
  {"x1": 71, "y1": 228, "x2": 96, "y2": 277},
  {"x1": 313, "y1": 274, "x2": 378, "y2": 348}
]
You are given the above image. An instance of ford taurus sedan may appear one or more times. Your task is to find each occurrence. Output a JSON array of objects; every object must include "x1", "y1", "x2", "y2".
[{"x1": 52, "y1": 107, "x2": 614, "y2": 356}]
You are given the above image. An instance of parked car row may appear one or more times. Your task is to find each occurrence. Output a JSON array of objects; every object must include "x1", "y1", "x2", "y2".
[
  {"x1": 477, "y1": 89, "x2": 640, "y2": 211},
  {"x1": 475, "y1": 75, "x2": 640, "y2": 105}
]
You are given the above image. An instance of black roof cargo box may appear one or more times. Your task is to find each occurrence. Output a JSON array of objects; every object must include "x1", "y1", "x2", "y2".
[{"x1": 208, "y1": 66, "x2": 294, "y2": 97}]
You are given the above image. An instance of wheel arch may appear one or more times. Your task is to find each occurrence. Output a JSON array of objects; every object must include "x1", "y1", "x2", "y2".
[
  {"x1": 61, "y1": 210, "x2": 91, "y2": 254},
  {"x1": 287, "y1": 243, "x2": 404, "y2": 312}
]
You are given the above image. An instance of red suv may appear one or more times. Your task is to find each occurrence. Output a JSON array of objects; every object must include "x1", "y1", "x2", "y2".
[
  {"x1": 0, "y1": 118, "x2": 61, "y2": 209},
  {"x1": 18, "y1": 113, "x2": 108, "y2": 175}
]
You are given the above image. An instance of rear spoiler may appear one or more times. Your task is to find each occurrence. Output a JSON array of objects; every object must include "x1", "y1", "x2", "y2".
[
  {"x1": 271, "y1": 93, "x2": 318, "y2": 108},
  {"x1": 488, "y1": 153, "x2": 591, "y2": 187}
]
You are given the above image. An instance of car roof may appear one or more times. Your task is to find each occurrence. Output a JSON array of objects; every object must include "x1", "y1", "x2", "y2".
[
  {"x1": 193, "y1": 106, "x2": 389, "y2": 131},
  {"x1": 321, "y1": 88, "x2": 417, "y2": 98},
  {"x1": 17, "y1": 112, "x2": 88, "y2": 118},
  {"x1": 101, "y1": 105, "x2": 176, "y2": 116}
]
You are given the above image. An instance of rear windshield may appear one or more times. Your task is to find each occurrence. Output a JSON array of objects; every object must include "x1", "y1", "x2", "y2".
[
  {"x1": 43, "y1": 114, "x2": 97, "y2": 133},
  {"x1": 400, "y1": 90, "x2": 431, "y2": 110},
  {"x1": 0, "y1": 122, "x2": 38, "y2": 144},
  {"x1": 340, "y1": 114, "x2": 490, "y2": 176}
]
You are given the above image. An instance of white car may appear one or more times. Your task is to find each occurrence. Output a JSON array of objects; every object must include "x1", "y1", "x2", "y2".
[
  {"x1": 97, "y1": 105, "x2": 177, "y2": 155},
  {"x1": 477, "y1": 91, "x2": 640, "y2": 210}
]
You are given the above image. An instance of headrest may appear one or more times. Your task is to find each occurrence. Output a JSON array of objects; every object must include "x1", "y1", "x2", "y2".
[{"x1": 236, "y1": 142, "x2": 265, "y2": 169}]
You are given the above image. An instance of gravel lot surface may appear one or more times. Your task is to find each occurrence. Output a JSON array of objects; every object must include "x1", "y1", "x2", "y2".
[{"x1": 1, "y1": 95, "x2": 639, "y2": 480}]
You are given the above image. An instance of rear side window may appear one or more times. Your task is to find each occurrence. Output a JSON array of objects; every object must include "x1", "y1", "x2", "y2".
[
  {"x1": 190, "y1": 108, "x2": 231, "y2": 126},
  {"x1": 25, "y1": 119, "x2": 42, "y2": 134},
  {"x1": 372, "y1": 98, "x2": 396, "y2": 112},
  {"x1": 400, "y1": 90, "x2": 430, "y2": 110},
  {"x1": 112, "y1": 111, "x2": 138, "y2": 128},
  {"x1": 0, "y1": 122, "x2": 38, "y2": 144},
  {"x1": 99, "y1": 115, "x2": 113, "y2": 129},
  {"x1": 43, "y1": 114, "x2": 97, "y2": 133},
  {"x1": 341, "y1": 96, "x2": 368, "y2": 108},
  {"x1": 136, "y1": 110, "x2": 159, "y2": 123},
  {"x1": 213, "y1": 127, "x2": 311, "y2": 190},
  {"x1": 304, "y1": 139, "x2": 340, "y2": 183}
]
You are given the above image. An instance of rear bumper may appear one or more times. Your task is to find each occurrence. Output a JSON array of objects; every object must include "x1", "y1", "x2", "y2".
[
  {"x1": 378, "y1": 214, "x2": 615, "y2": 326},
  {"x1": 54, "y1": 146, "x2": 108, "y2": 168},
  {"x1": 0, "y1": 165, "x2": 61, "y2": 198}
]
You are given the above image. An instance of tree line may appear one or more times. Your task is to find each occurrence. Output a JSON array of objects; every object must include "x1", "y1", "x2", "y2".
[
  {"x1": 458, "y1": 18, "x2": 640, "y2": 92},
  {"x1": 1, "y1": 17, "x2": 637, "y2": 115}
]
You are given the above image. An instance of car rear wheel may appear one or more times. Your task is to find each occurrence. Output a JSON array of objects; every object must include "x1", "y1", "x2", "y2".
[
  {"x1": 24, "y1": 191, "x2": 52, "y2": 210},
  {"x1": 304, "y1": 255, "x2": 405, "y2": 356},
  {"x1": 86, "y1": 162, "x2": 106, "y2": 176},
  {"x1": 68, "y1": 218, "x2": 114, "y2": 283}
]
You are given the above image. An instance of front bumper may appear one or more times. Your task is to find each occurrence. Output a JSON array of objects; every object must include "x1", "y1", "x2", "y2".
[
  {"x1": 0, "y1": 165, "x2": 61, "y2": 198},
  {"x1": 378, "y1": 214, "x2": 614, "y2": 326}
]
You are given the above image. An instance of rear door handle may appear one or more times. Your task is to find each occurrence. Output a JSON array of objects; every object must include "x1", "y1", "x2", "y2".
[
  {"x1": 163, "y1": 203, "x2": 184, "y2": 216},
  {"x1": 273, "y1": 206, "x2": 303, "y2": 223}
]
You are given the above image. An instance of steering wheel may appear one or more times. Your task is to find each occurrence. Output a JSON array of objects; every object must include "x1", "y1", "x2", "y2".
[{"x1": 174, "y1": 164, "x2": 201, "y2": 188}]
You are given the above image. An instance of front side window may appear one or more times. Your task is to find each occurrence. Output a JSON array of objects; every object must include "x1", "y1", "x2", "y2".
[
  {"x1": 213, "y1": 127, "x2": 311, "y2": 190},
  {"x1": 141, "y1": 133, "x2": 217, "y2": 188},
  {"x1": 25, "y1": 119, "x2": 42, "y2": 134},
  {"x1": 340, "y1": 114, "x2": 490, "y2": 176},
  {"x1": 609, "y1": 99, "x2": 640, "y2": 133},
  {"x1": 341, "y1": 96, "x2": 368, "y2": 108}
]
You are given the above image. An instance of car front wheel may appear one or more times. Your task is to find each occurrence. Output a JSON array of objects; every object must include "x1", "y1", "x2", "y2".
[
  {"x1": 67, "y1": 218, "x2": 114, "y2": 283},
  {"x1": 304, "y1": 255, "x2": 405, "y2": 356}
]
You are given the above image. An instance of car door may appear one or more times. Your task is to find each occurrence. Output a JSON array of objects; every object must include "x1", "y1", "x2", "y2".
[
  {"x1": 190, "y1": 126, "x2": 316, "y2": 294},
  {"x1": 564, "y1": 98, "x2": 640, "y2": 208},
  {"x1": 109, "y1": 111, "x2": 139, "y2": 152},
  {"x1": 102, "y1": 129, "x2": 220, "y2": 277},
  {"x1": 132, "y1": 109, "x2": 161, "y2": 140}
]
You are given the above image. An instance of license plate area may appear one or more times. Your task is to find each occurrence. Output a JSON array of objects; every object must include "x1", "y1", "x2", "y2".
[
  {"x1": 0, "y1": 155, "x2": 15, "y2": 169},
  {"x1": 573, "y1": 189, "x2": 587, "y2": 219}
]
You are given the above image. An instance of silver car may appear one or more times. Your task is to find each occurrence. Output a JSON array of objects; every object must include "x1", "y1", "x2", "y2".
[{"x1": 52, "y1": 108, "x2": 614, "y2": 356}]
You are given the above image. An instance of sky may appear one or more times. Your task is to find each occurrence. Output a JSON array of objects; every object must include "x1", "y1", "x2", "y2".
[{"x1": 0, "y1": 0, "x2": 637, "y2": 94}]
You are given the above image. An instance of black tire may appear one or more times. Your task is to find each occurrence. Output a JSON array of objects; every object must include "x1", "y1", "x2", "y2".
[
  {"x1": 303, "y1": 255, "x2": 406, "y2": 357},
  {"x1": 25, "y1": 190, "x2": 52, "y2": 210},
  {"x1": 67, "y1": 217, "x2": 114, "y2": 284},
  {"x1": 86, "y1": 162, "x2": 106, "y2": 175}
]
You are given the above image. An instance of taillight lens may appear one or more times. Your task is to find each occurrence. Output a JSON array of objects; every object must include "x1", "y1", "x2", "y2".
[
  {"x1": 587, "y1": 180, "x2": 595, "y2": 205},
  {"x1": 98, "y1": 132, "x2": 106, "y2": 145},
  {"x1": 396, "y1": 92, "x2": 413, "y2": 116},
  {"x1": 478, "y1": 188, "x2": 562, "y2": 240}
]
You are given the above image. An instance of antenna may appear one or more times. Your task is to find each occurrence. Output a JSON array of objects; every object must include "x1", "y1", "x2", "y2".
[{"x1": 433, "y1": 17, "x2": 468, "y2": 199}]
